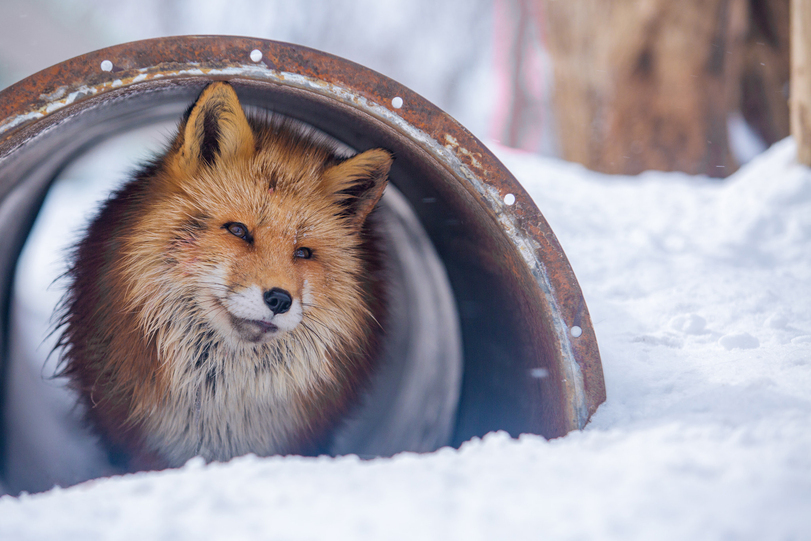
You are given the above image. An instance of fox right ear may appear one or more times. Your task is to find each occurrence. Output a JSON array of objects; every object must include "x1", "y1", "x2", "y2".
[
  {"x1": 170, "y1": 82, "x2": 255, "y2": 177},
  {"x1": 321, "y1": 149, "x2": 393, "y2": 230}
]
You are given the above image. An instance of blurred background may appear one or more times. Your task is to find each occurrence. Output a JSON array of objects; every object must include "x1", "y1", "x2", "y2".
[
  {"x1": 0, "y1": 0, "x2": 501, "y2": 149},
  {"x1": 0, "y1": 0, "x2": 795, "y2": 175}
]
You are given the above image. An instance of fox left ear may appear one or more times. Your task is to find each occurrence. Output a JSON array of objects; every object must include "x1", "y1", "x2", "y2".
[
  {"x1": 321, "y1": 149, "x2": 393, "y2": 229},
  {"x1": 173, "y1": 82, "x2": 255, "y2": 176}
]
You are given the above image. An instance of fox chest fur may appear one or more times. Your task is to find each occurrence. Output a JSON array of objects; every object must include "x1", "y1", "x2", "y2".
[{"x1": 57, "y1": 82, "x2": 392, "y2": 469}]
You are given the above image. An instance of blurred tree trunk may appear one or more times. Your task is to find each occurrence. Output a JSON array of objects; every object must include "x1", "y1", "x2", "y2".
[
  {"x1": 543, "y1": 0, "x2": 748, "y2": 177},
  {"x1": 741, "y1": 0, "x2": 790, "y2": 146},
  {"x1": 491, "y1": 0, "x2": 555, "y2": 154},
  {"x1": 791, "y1": 0, "x2": 811, "y2": 165}
]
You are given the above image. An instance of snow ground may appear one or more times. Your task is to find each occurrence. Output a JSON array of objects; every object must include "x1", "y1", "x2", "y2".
[{"x1": 1, "y1": 138, "x2": 810, "y2": 540}]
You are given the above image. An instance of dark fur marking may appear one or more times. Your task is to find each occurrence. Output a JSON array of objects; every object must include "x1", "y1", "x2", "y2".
[
  {"x1": 635, "y1": 48, "x2": 654, "y2": 78},
  {"x1": 193, "y1": 341, "x2": 211, "y2": 370},
  {"x1": 181, "y1": 215, "x2": 209, "y2": 236},
  {"x1": 200, "y1": 104, "x2": 223, "y2": 167},
  {"x1": 254, "y1": 357, "x2": 274, "y2": 376},
  {"x1": 205, "y1": 367, "x2": 217, "y2": 395}
]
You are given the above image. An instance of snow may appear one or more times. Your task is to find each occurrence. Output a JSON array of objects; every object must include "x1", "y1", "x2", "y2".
[{"x1": 2, "y1": 136, "x2": 811, "y2": 539}]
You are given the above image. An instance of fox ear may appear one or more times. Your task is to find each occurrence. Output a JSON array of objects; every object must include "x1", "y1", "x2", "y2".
[
  {"x1": 173, "y1": 82, "x2": 255, "y2": 175},
  {"x1": 321, "y1": 149, "x2": 393, "y2": 229}
]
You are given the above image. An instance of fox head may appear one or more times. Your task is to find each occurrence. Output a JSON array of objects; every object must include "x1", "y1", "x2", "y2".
[{"x1": 121, "y1": 82, "x2": 392, "y2": 355}]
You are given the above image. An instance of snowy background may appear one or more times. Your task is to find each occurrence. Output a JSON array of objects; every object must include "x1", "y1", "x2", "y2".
[
  {"x1": 0, "y1": 0, "x2": 497, "y2": 143},
  {"x1": 1, "y1": 0, "x2": 810, "y2": 539}
]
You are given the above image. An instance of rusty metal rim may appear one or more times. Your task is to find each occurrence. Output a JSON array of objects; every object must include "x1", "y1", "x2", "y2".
[{"x1": 0, "y1": 35, "x2": 605, "y2": 432}]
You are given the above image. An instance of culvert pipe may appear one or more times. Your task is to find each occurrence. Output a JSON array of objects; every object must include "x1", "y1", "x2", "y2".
[{"x1": 0, "y1": 36, "x2": 606, "y2": 491}]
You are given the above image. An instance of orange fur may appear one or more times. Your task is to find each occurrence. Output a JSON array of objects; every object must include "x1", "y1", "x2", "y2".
[{"x1": 56, "y1": 82, "x2": 392, "y2": 469}]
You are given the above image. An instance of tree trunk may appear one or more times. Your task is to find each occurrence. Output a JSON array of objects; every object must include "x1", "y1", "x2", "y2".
[
  {"x1": 491, "y1": 0, "x2": 556, "y2": 154},
  {"x1": 741, "y1": 0, "x2": 790, "y2": 146},
  {"x1": 791, "y1": 0, "x2": 811, "y2": 165},
  {"x1": 543, "y1": 0, "x2": 748, "y2": 177}
]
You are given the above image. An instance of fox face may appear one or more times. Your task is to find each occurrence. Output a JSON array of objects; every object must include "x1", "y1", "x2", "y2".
[
  {"x1": 123, "y1": 83, "x2": 391, "y2": 351},
  {"x1": 189, "y1": 199, "x2": 320, "y2": 345},
  {"x1": 173, "y1": 179, "x2": 350, "y2": 347},
  {"x1": 171, "y1": 177, "x2": 378, "y2": 348},
  {"x1": 58, "y1": 82, "x2": 393, "y2": 466}
]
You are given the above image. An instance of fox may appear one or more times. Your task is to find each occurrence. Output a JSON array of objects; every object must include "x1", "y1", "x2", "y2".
[{"x1": 55, "y1": 81, "x2": 393, "y2": 471}]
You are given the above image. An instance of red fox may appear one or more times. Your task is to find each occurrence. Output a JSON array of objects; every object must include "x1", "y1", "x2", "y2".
[{"x1": 55, "y1": 81, "x2": 393, "y2": 470}]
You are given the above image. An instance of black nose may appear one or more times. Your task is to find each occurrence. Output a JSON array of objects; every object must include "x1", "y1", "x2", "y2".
[{"x1": 264, "y1": 288, "x2": 292, "y2": 315}]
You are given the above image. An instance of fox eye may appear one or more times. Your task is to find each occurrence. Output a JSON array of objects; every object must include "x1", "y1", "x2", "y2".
[
  {"x1": 223, "y1": 222, "x2": 252, "y2": 242},
  {"x1": 294, "y1": 247, "x2": 313, "y2": 259}
]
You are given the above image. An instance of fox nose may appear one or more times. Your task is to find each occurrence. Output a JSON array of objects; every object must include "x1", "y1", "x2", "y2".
[{"x1": 264, "y1": 288, "x2": 292, "y2": 315}]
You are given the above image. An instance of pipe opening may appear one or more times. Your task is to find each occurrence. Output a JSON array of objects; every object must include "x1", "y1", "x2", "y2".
[{"x1": 0, "y1": 37, "x2": 604, "y2": 495}]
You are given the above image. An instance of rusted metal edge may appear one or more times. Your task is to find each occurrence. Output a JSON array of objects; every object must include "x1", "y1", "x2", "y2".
[{"x1": 0, "y1": 35, "x2": 605, "y2": 430}]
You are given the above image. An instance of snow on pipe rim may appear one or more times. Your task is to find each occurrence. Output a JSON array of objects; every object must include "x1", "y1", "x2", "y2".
[{"x1": 0, "y1": 36, "x2": 605, "y2": 446}]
